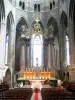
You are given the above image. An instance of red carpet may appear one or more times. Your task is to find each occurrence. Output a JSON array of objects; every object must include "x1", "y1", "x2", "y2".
[{"x1": 34, "y1": 88, "x2": 39, "y2": 100}]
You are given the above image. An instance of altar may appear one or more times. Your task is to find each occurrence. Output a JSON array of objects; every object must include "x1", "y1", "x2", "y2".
[
  {"x1": 17, "y1": 71, "x2": 54, "y2": 80},
  {"x1": 29, "y1": 79, "x2": 45, "y2": 85},
  {"x1": 16, "y1": 67, "x2": 55, "y2": 88}
]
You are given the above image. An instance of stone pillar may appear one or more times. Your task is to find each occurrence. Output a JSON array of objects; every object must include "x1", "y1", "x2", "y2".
[
  {"x1": 20, "y1": 39, "x2": 25, "y2": 71},
  {"x1": 43, "y1": 42, "x2": 46, "y2": 68},
  {"x1": 9, "y1": 29, "x2": 15, "y2": 64},
  {"x1": 50, "y1": 38, "x2": 55, "y2": 71},
  {"x1": 63, "y1": 30, "x2": 67, "y2": 67},
  {"x1": 48, "y1": 43, "x2": 51, "y2": 68},
  {"x1": 46, "y1": 42, "x2": 48, "y2": 70},
  {"x1": 31, "y1": 44, "x2": 33, "y2": 68},
  {"x1": 10, "y1": 29, "x2": 15, "y2": 88},
  {"x1": 29, "y1": 41, "x2": 31, "y2": 68},
  {"x1": 43, "y1": 39, "x2": 48, "y2": 70},
  {"x1": 25, "y1": 39, "x2": 30, "y2": 70},
  {"x1": 26, "y1": 41, "x2": 30, "y2": 68},
  {"x1": 27, "y1": 44, "x2": 30, "y2": 68},
  {"x1": 0, "y1": 21, "x2": 6, "y2": 66}
]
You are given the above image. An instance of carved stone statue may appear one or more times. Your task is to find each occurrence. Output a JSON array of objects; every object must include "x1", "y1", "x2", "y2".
[
  {"x1": 21, "y1": 25, "x2": 30, "y2": 38},
  {"x1": 21, "y1": 25, "x2": 26, "y2": 33},
  {"x1": 32, "y1": 22, "x2": 42, "y2": 36},
  {"x1": 49, "y1": 24, "x2": 54, "y2": 34},
  {"x1": 49, "y1": 24, "x2": 54, "y2": 38},
  {"x1": 21, "y1": 25, "x2": 26, "y2": 37},
  {"x1": 31, "y1": 18, "x2": 43, "y2": 35}
]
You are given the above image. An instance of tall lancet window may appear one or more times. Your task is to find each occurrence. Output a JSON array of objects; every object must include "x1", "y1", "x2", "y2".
[
  {"x1": 66, "y1": 35, "x2": 70, "y2": 66},
  {"x1": 31, "y1": 34, "x2": 43, "y2": 67},
  {"x1": 5, "y1": 33, "x2": 9, "y2": 64}
]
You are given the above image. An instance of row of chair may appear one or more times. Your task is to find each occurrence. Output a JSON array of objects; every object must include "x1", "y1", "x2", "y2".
[
  {"x1": 0, "y1": 88, "x2": 33, "y2": 100},
  {"x1": 0, "y1": 83, "x2": 9, "y2": 93},
  {"x1": 63, "y1": 81, "x2": 75, "y2": 92},
  {"x1": 41, "y1": 88, "x2": 75, "y2": 100}
]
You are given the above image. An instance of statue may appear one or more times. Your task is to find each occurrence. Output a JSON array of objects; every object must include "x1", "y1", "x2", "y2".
[
  {"x1": 31, "y1": 18, "x2": 43, "y2": 35},
  {"x1": 49, "y1": 24, "x2": 54, "y2": 34},
  {"x1": 49, "y1": 24, "x2": 54, "y2": 38},
  {"x1": 21, "y1": 25, "x2": 26, "y2": 37},
  {"x1": 21, "y1": 25, "x2": 30, "y2": 38},
  {"x1": 31, "y1": 22, "x2": 41, "y2": 35}
]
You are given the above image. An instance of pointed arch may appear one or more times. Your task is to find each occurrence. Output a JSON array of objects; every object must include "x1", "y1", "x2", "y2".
[
  {"x1": 15, "y1": 17, "x2": 28, "y2": 71},
  {"x1": 0, "y1": 0, "x2": 5, "y2": 22},
  {"x1": 16, "y1": 17, "x2": 28, "y2": 41},
  {"x1": 5, "y1": 68, "x2": 11, "y2": 76},
  {"x1": 47, "y1": 17, "x2": 58, "y2": 36},
  {"x1": 7, "y1": 11, "x2": 14, "y2": 25},
  {"x1": 5, "y1": 68, "x2": 11, "y2": 87},
  {"x1": 60, "y1": 11, "x2": 68, "y2": 28},
  {"x1": 6, "y1": 11, "x2": 14, "y2": 32},
  {"x1": 69, "y1": 0, "x2": 75, "y2": 19},
  {"x1": 5, "y1": 11, "x2": 14, "y2": 65},
  {"x1": 69, "y1": 0, "x2": 75, "y2": 38}
]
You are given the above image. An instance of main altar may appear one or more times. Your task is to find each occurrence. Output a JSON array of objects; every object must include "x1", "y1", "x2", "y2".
[
  {"x1": 17, "y1": 67, "x2": 55, "y2": 81},
  {"x1": 16, "y1": 67, "x2": 56, "y2": 89}
]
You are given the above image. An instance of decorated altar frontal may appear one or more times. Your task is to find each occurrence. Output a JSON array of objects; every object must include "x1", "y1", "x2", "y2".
[{"x1": 17, "y1": 71, "x2": 54, "y2": 80}]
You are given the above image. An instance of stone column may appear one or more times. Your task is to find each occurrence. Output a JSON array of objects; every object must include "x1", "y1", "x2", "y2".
[
  {"x1": 29, "y1": 40, "x2": 31, "y2": 68},
  {"x1": 50, "y1": 38, "x2": 55, "y2": 71},
  {"x1": 43, "y1": 39, "x2": 48, "y2": 70},
  {"x1": 10, "y1": 29, "x2": 15, "y2": 88},
  {"x1": 25, "y1": 41, "x2": 27, "y2": 70},
  {"x1": 43, "y1": 40, "x2": 46, "y2": 69},
  {"x1": 46, "y1": 42, "x2": 48, "y2": 70},
  {"x1": 31, "y1": 44, "x2": 33, "y2": 68},
  {"x1": 27, "y1": 44, "x2": 30, "y2": 68},
  {"x1": 25, "y1": 39, "x2": 30, "y2": 70},
  {"x1": 48, "y1": 43, "x2": 51, "y2": 69},
  {"x1": 0, "y1": 21, "x2": 6, "y2": 66},
  {"x1": 63, "y1": 30, "x2": 67, "y2": 67},
  {"x1": 20, "y1": 39, "x2": 25, "y2": 71},
  {"x1": 27, "y1": 41, "x2": 30, "y2": 68},
  {"x1": 8, "y1": 29, "x2": 15, "y2": 64}
]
